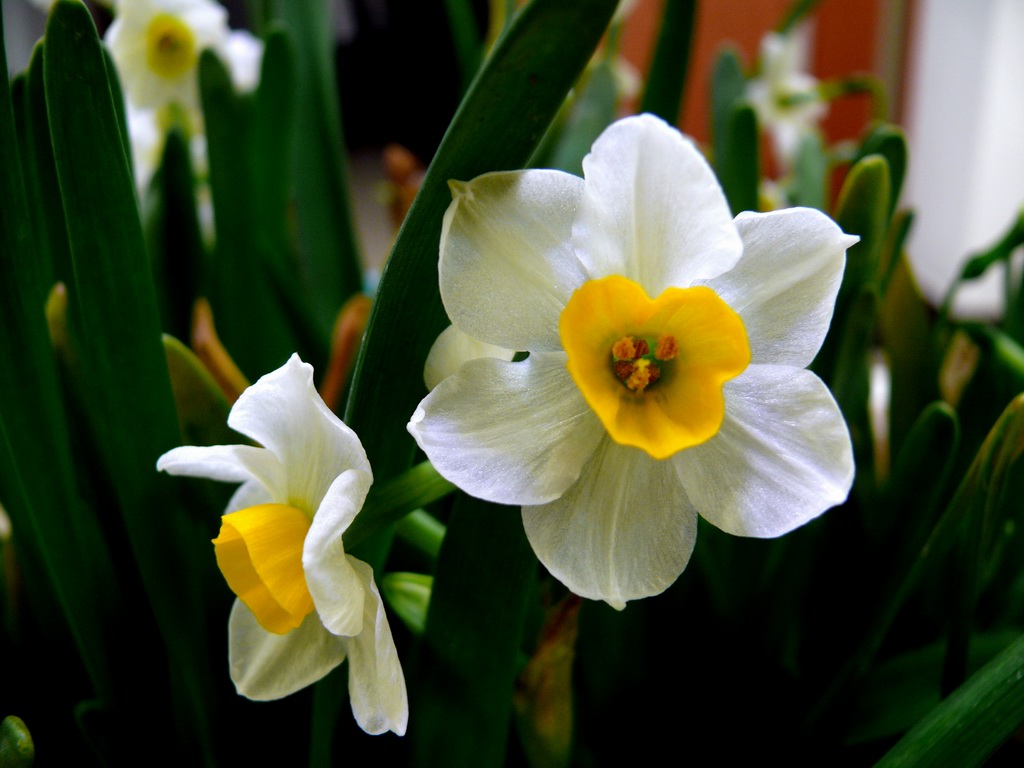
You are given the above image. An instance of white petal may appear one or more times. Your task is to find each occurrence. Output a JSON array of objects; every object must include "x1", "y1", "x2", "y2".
[
  {"x1": 674, "y1": 364, "x2": 853, "y2": 537},
  {"x1": 573, "y1": 114, "x2": 741, "y2": 294},
  {"x1": 156, "y1": 444, "x2": 284, "y2": 492},
  {"x1": 224, "y1": 30, "x2": 263, "y2": 93},
  {"x1": 701, "y1": 208, "x2": 857, "y2": 367},
  {"x1": 344, "y1": 558, "x2": 408, "y2": 736},
  {"x1": 440, "y1": 170, "x2": 588, "y2": 351},
  {"x1": 408, "y1": 353, "x2": 604, "y2": 505},
  {"x1": 522, "y1": 437, "x2": 697, "y2": 610},
  {"x1": 228, "y1": 600, "x2": 347, "y2": 700},
  {"x1": 227, "y1": 354, "x2": 371, "y2": 512},
  {"x1": 224, "y1": 479, "x2": 272, "y2": 514},
  {"x1": 423, "y1": 325, "x2": 514, "y2": 391},
  {"x1": 303, "y1": 469, "x2": 373, "y2": 637}
]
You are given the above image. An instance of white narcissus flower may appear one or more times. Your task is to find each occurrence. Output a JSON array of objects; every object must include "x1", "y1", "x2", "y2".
[
  {"x1": 746, "y1": 30, "x2": 827, "y2": 170},
  {"x1": 157, "y1": 354, "x2": 408, "y2": 736},
  {"x1": 105, "y1": 0, "x2": 229, "y2": 111},
  {"x1": 408, "y1": 114, "x2": 856, "y2": 610}
]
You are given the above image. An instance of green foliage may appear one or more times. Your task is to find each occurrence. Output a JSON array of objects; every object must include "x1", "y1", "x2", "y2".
[{"x1": 640, "y1": 0, "x2": 697, "y2": 124}]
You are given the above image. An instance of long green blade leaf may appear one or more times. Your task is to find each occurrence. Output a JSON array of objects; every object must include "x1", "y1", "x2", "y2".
[
  {"x1": 44, "y1": 2, "x2": 219, "y2": 759},
  {"x1": 875, "y1": 632, "x2": 1024, "y2": 767},
  {"x1": 640, "y1": 0, "x2": 697, "y2": 124},
  {"x1": 411, "y1": 496, "x2": 536, "y2": 767}
]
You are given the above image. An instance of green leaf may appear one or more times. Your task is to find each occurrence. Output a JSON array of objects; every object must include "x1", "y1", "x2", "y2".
[
  {"x1": 200, "y1": 49, "x2": 301, "y2": 378},
  {"x1": 545, "y1": 58, "x2": 619, "y2": 176},
  {"x1": 273, "y1": 0, "x2": 363, "y2": 326},
  {"x1": 880, "y1": 253, "x2": 938, "y2": 460},
  {"x1": 344, "y1": 462, "x2": 455, "y2": 550},
  {"x1": 954, "y1": 325, "x2": 1024, "y2": 484},
  {"x1": 444, "y1": 0, "x2": 483, "y2": 95},
  {"x1": 710, "y1": 47, "x2": 745, "y2": 159},
  {"x1": 852, "y1": 123, "x2": 907, "y2": 219},
  {"x1": 162, "y1": 335, "x2": 234, "y2": 447},
  {"x1": 710, "y1": 49, "x2": 759, "y2": 214},
  {"x1": 834, "y1": 154, "x2": 891, "y2": 304},
  {"x1": 411, "y1": 496, "x2": 537, "y2": 768},
  {"x1": 829, "y1": 285, "x2": 879, "y2": 494},
  {"x1": 790, "y1": 130, "x2": 828, "y2": 211},
  {"x1": 143, "y1": 128, "x2": 205, "y2": 341},
  {"x1": 815, "y1": 153, "x2": 890, "y2": 384},
  {"x1": 940, "y1": 389, "x2": 1024, "y2": 694},
  {"x1": 21, "y1": 43, "x2": 72, "y2": 289},
  {"x1": 380, "y1": 572, "x2": 433, "y2": 636},
  {"x1": 878, "y1": 401, "x2": 959, "y2": 546},
  {"x1": 875, "y1": 631, "x2": 1024, "y2": 767},
  {"x1": 640, "y1": 0, "x2": 697, "y2": 124},
  {"x1": 0, "y1": 4, "x2": 124, "y2": 716},
  {"x1": 395, "y1": 508, "x2": 447, "y2": 561},
  {"x1": 250, "y1": 26, "x2": 297, "y2": 278},
  {"x1": 0, "y1": 716, "x2": 34, "y2": 768},
  {"x1": 44, "y1": 1, "x2": 219, "y2": 758},
  {"x1": 717, "y1": 102, "x2": 760, "y2": 215},
  {"x1": 344, "y1": 0, "x2": 619, "y2": 481},
  {"x1": 848, "y1": 630, "x2": 1017, "y2": 746},
  {"x1": 777, "y1": 0, "x2": 826, "y2": 34}
]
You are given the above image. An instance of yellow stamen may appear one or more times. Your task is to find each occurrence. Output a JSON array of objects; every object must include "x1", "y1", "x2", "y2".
[
  {"x1": 213, "y1": 503, "x2": 314, "y2": 634},
  {"x1": 611, "y1": 336, "x2": 637, "y2": 360},
  {"x1": 560, "y1": 275, "x2": 750, "y2": 459},
  {"x1": 625, "y1": 358, "x2": 653, "y2": 392},
  {"x1": 656, "y1": 335, "x2": 679, "y2": 360},
  {"x1": 146, "y1": 14, "x2": 197, "y2": 80}
]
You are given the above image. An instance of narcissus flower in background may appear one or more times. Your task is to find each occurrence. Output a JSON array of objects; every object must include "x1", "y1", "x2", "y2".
[
  {"x1": 746, "y1": 30, "x2": 827, "y2": 170},
  {"x1": 158, "y1": 354, "x2": 408, "y2": 736},
  {"x1": 409, "y1": 114, "x2": 856, "y2": 610},
  {"x1": 105, "y1": 0, "x2": 229, "y2": 111}
]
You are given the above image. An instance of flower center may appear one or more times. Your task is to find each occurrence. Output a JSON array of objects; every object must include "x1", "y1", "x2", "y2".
[
  {"x1": 212, "y1": 503, "x2": 314, "y2": 634},
  {"x1": 611, "y1": 334, "x2": 679, "y2": 393},
  {"x1": 146, "y1": 14, "x2": 197, "y2": 80},
  {"x1": 560, "y1": 275, "x2": 751, "y2": 459}
]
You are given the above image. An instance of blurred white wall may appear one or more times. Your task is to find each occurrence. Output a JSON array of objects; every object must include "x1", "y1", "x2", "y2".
[
  {"x1": 3, "y1": 1, "x2": 46, "y2": 74},
  {"x1": 903, "y1": 0, "x2": 1024, "y2": 316}
]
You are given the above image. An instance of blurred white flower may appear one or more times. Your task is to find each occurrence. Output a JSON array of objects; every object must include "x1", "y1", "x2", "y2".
[
  {"x1": 105, "y1": 0, "x2": 229, "y2": 111},
  {"x1": 746, "y1": 30, "x2": 827, "y2": 170}
]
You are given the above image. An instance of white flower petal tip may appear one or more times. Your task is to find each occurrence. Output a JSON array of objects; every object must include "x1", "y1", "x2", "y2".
[
  {"x1": 158, "y1": 355, "x2": 408, "y2": 730},
  {"x1": 439, "y1": 170, "x2": 587, "y2": 352},
  {"x1": 523, "y1": 439, "x2": 698, "y2": 610},
  {"x1": 413, "y1": 114, "x2": 853, "y2": 607},
  {"x1": 707, "y1": 207, "x2": 861, "y2": 367},
  {"x1": 575, "y1": 114, "x2": 742, "y2": 292},
  {"x1": 345, "y1": 559, "x2": 409, "y2": 736},
  {"x1": 224, "y1": 30, "x2": 263, "y2": 92},
  {"x1": 675, "y1": 366, "x2": 854, "y2": 539}
]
